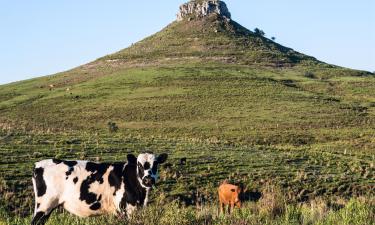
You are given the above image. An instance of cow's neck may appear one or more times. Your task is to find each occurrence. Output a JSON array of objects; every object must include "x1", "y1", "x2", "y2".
[{"x1": 122, "y1": 164, "x2": 149, "y2": 207}]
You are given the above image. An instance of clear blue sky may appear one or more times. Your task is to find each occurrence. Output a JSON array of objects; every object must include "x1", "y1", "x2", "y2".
[{"x1": 0, "y1": 0, "x2": 374, "y2": 85}]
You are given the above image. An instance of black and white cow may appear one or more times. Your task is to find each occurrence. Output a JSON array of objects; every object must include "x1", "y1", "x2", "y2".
[{"x1": 31, "y1": 153, "x2": 168, "y2": 225}]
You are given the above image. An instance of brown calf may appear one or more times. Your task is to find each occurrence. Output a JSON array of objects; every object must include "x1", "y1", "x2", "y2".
[{"x1": 218, "y1": 181, "x2": 242, "y2": 214}]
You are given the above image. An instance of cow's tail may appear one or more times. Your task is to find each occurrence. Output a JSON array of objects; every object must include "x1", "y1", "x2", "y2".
[{"x1": 32, "y1": 165, "x2": 38, "y2": 215}]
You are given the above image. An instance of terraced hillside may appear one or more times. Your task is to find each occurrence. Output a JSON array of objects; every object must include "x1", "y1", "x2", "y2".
[{"x1": 0, "y1": 0, "x2": 374, "y2": 224}]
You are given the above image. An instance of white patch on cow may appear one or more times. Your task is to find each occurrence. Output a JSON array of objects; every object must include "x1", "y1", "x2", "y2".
[
  {"x1": 88, "y1": 166, "x2": 116, "y2": 214},
  {"x1": 33, "y1": 160, "x2": 85, "y2": 215},
  {"x1": 126, "y1": 204, "x2": 136, "y2": 217},
  {"x1": 114, "y1": 164, "x2": 127, "y2": 213}
]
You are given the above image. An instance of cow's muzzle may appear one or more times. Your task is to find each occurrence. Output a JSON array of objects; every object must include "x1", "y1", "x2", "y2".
[{"x1": 142, "y1": 175, "x2": 155, "y2": 187}]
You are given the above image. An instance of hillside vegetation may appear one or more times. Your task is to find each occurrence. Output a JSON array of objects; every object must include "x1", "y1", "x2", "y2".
[{"x1": 0, "y1": 2, "x2": 374, "y2": 225}]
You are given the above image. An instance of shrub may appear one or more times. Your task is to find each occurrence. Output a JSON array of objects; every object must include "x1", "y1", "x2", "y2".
[
  {"x1": 257, "y1": 185, "x2": 286, "y2": 218},
  {"x1": 300, "y1": 197, "x2": 329, "y2": 224},
  {"x1": 304, "y1": 71, "x2": 316, "y2": 78},
  {"x1": 283, "y1": 205, "x2": 303, "y2": 224},
  {"x1": 323, "y1": 198, "x2": 373, "y2": 225},
  {"x1": 254, "y1": 28, "x2": 265, "y2": 37},
  {"x1": 107, "y1": 122, "x2": 119, "y2": 133}
]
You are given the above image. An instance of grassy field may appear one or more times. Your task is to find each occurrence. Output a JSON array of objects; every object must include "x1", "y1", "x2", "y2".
[
  {"x1": 2, "y1": 196, "x2": 374, "y2": 225},
  {"x1": 0, "y1": 8, "x2": 375, "y2": 225},
  {"x1": 0, "y1": 132, "x2": 374, "y2": 224},
  {"x1": 0, "y1": 64, "x2": 374, "y2": 224}
]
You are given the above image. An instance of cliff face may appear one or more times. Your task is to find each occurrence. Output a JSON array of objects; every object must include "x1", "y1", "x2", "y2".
[{"x1": 176, "y1": 0, "x2": 231, "y2": 21}]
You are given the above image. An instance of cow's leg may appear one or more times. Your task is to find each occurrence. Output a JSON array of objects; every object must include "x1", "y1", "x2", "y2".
[
  {"x1": 126, "y1": 203, "x2": 136, "y2": 218},
  {"x1": 31, "y1": 211, "x2": 52, "y2": 225},
  {"x1": 31, "y1": 198, "x2": 59, "y2": 225},
  {"x1": 230, "y1": 202, "x2": 235, "y2": 214}
]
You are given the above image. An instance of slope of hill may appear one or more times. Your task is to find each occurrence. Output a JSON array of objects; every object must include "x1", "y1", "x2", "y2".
[
  {"x1": 0, "y1": 0, "x2": 374, "y2": 222},
  {"x1": 0, "y1": 4, "x2": 373, "y2": 143}
]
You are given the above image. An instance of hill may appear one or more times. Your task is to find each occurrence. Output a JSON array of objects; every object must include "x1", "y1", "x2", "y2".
[
  {"x1": 0, "y1": 0, "x2": 374, "y2": 222},
  {"x1": 0, "y1": 1, "x2": 373, "y2": 140}
]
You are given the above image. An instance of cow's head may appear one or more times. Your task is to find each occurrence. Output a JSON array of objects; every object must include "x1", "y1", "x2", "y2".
[
  {"x1": 234, "y1": 189, "x2": 242, "y2": 208},
  {"x1": 128, "y1": 153, "x2": 168, "y2": 189}
]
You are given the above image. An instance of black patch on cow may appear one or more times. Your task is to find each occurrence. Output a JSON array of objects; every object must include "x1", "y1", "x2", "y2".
[
  {"x1": 143, "y1": 162, "x2": 150, "y2": 170},
  {"x1": 231, "y1": 189, "x2": 236, "y2": 192},
  {"x1": 90, "y1": 202, "x2": 101, "y2": 210},
  {"x1": 79, "y1": 162, "x2": 109, "y2": 206},
  {"x1": 137, "y1": 162, "x2": 144, "y2": 178},
  {"x1": 62, "y1": 160, "x2": 78, "y2": 179},
  {"x1": 108, "y1": 163, "x2": 125, "y2": 195},
  {"x1": 37, "y1": 203, "x2": 40, "y2": 208},
  {"x1": 34, "y1": 167, "x2": 47, "y2": 197},
  {"x1": 65, "y1": 167, "x2": 74, "y2": 178},
  {"x1": 73, "y1": 177, "x2": 78, "y2": 184},
  {"x1": 80, "y1": 181, "x2": 99, "y2": 205},
  {"x1": 52, "y1": 159, "x2": 62, "y2": 164},
  {"x1": 63, "y1": 160, "x2": 78, "y2": 168},
  {"x1": 85, "y1": 162, "x2": 108, "y2": 184}
]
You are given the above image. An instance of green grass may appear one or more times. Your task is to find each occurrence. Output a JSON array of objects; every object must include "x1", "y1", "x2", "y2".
[
  {"x1": 0, "y1": 63, "x2": 374, "y2": 223},
  {"x1": 0, "y1": 133, "x2": 374, "y2": 218},
  {"x1": 1, "y1": 195, "x2": 374, "y2": 225}
]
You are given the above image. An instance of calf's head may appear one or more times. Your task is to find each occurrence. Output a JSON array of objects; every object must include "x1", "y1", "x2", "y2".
[
  {"x1": 234, "y1": 189, "x2": 242, "y2": 208},
  {"x1": 128, "y1": 153, "x2": 168, "y2": 188}
]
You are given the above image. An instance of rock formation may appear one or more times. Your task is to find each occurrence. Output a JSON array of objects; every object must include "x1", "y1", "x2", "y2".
[{"x1": 177, "y1": 0, "x2": 231, "y2": 21}]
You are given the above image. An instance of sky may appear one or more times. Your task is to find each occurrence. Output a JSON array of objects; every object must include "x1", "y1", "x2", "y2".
[{"x1": 0, "y1": 0, "x2": 374, "y2": 85}]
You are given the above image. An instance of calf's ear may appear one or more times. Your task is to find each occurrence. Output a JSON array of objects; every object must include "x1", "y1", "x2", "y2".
[
  {"x1": 157, "y1": 153, "x2": 168, "y2": 164},
  {"x1": 127, "y1": 154, "x2": 137, "y2": 164}
]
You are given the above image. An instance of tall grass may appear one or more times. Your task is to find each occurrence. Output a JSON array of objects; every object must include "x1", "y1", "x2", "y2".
[{"x1": 1, "y1": 196, "x2": 373, "y2": 225}]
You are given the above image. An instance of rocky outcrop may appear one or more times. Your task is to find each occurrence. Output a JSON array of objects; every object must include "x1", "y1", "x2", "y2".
[{"x1": 177, "y1": 0, "x2": 231, "y2": 21}]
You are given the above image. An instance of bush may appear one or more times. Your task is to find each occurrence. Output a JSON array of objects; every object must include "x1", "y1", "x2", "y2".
[
  {"x1": 107, "y1": 122, "x2": 119, "y2": 133},
  {"x1": 300, "y1": 197, "x2": 329, "y2": 224},
  {"x1": 323, "y1": 198, "x2": 373, "y2": 225},
  {"x1": 304, "y1": 71, "x2": 316, "y2": 79},
  {"x1": 257, "y1": 185, "x2": 286, "y2": 218},
  {"x1": 254, "y1": 28, "x2": 265, "y2": 37}
]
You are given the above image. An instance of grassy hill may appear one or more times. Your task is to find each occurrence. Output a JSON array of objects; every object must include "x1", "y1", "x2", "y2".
[{"x1": 0, "y1": 1, "x2": 374, "y2": 224}]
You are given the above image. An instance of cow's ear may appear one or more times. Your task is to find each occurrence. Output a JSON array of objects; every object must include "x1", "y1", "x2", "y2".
[
  {"x1": 157, "y1": 153, "x2": 168, "y2": 164},
  {"x1": 127, "y1": 154, "x2": 137, "y2": 164}
]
